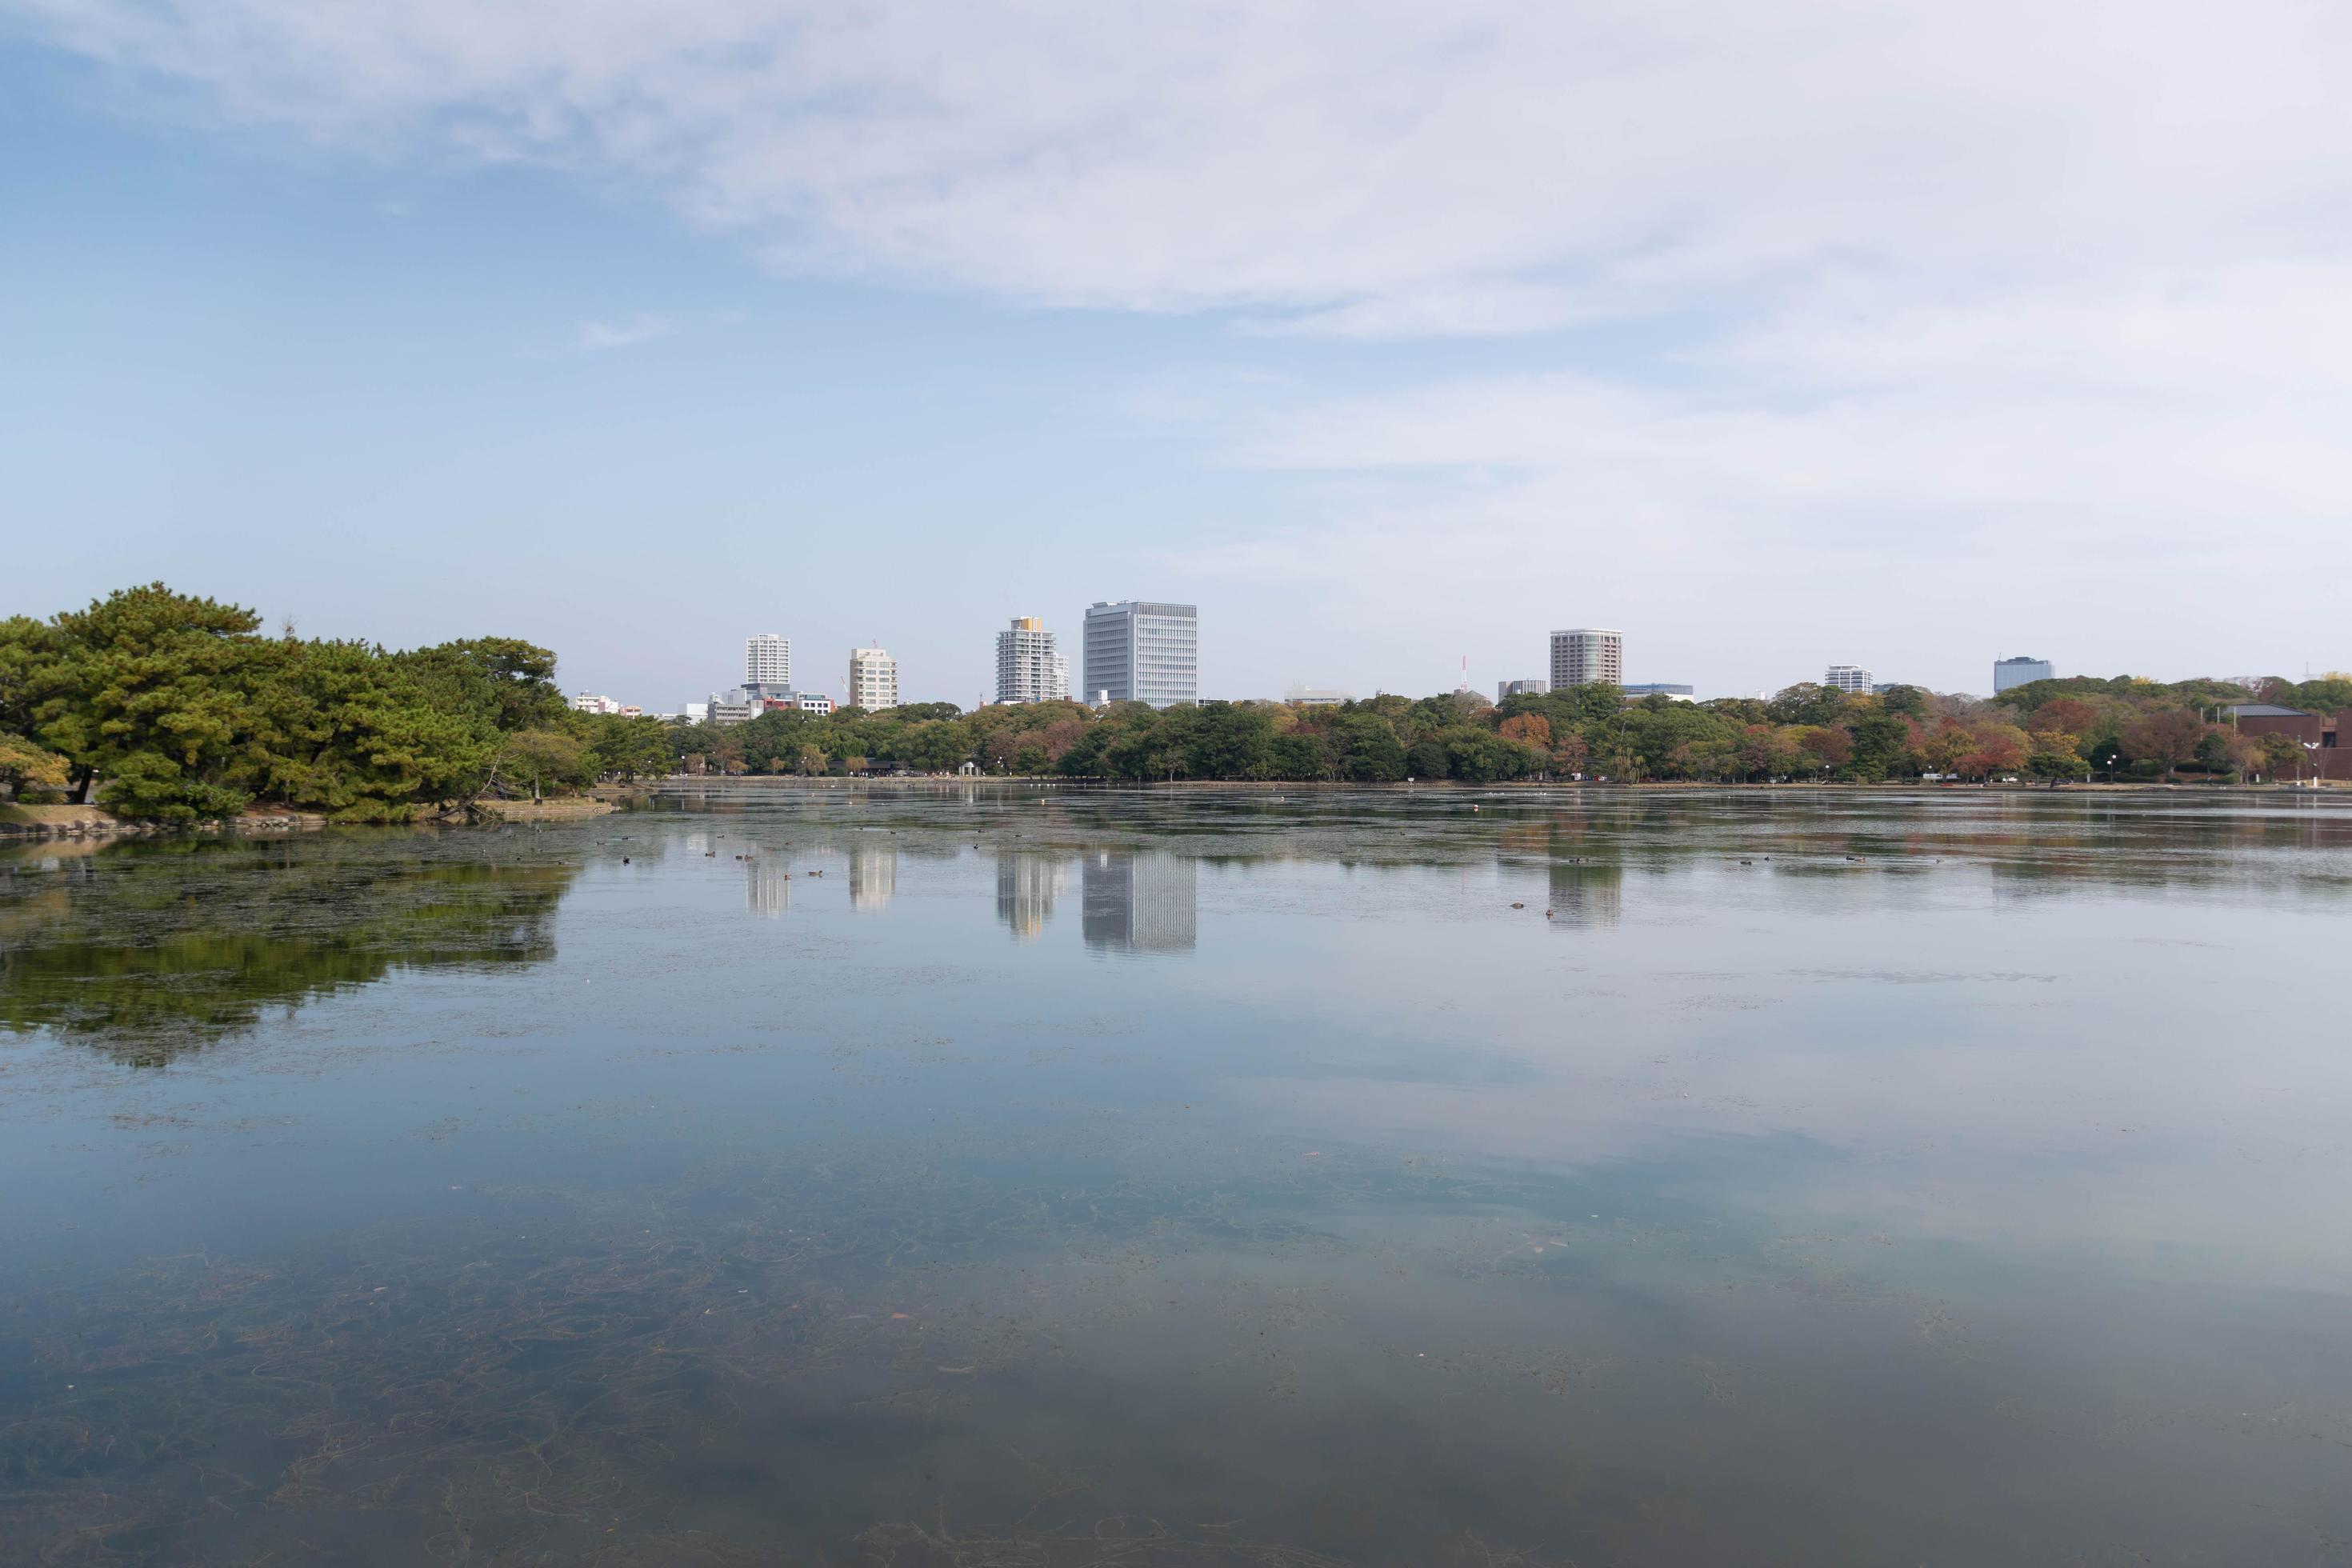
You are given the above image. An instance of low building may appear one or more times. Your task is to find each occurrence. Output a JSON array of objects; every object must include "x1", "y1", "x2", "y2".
[
  {"x1": 1824, "y1": 664, "x2": 1873, "y2": 693},
  {"x1": 1497, "y1": 678, "x2": 1549, "y2": 702},
  {"x1": 1286, "y1": 686, "x2": 1353, "y2": 706},
  {"x1": 794, "y1": 694, "x2": 835, "y2": 716},
  {"x1": 1622, "y1": 683, "x2": 1695, "y2": 702},
  {"x1": 2229, "y1": 704, "x2": 2352, "y2": 779},
  {"x1": 570, "y1": 692, "x2": 623, "y2": 714}
]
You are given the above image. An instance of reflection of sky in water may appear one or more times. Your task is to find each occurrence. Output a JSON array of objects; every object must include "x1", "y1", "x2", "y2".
[{"x1": 3, "y1": 788, "x2": 2350, "y2": 1563}]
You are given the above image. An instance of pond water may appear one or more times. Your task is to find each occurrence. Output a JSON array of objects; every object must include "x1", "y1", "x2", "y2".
[{"x1": 2, "y1": 786, "x2": 2350, "y2": 1566}]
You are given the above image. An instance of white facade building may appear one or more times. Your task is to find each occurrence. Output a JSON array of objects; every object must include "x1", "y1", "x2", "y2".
[
  {"x1": 1083, "y1": 601, "x2": 1198, "y2": 706},
  {"x1": 996, "y1": 617, "x2": 1070, "y2": 704},
  {"x1": 1824, "y1": 664, "x2": 1874, "y2": 693},
  {"x1": 569, "y1": 692, "x2": 622, "y2": 714},
  {"x1": 746, "y1": 633, "x2": 790, "y2": 690},
  {"x1": 1550, "y1": 628, "x2": 1623, "y2": 688},
  {"x1": 848, "y1": 646, "x2": 899, "y2": 710}
]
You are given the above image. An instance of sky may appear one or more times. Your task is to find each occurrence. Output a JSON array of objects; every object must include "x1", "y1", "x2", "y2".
[{"x1": 3, "y1": 0, "x2": 2350, "y2": 708}]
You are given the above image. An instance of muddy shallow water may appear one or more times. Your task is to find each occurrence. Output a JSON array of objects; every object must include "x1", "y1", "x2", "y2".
[{"x1": 3, "y1": 785, "x2": 2349, "y2": 1565}]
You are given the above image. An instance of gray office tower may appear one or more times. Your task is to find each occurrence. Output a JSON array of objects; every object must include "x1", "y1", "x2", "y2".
[
  {"x1": 1082, "y1": 601, "x2": 1198, "y2": 706},
  {"x1": 1993, "y1": 656, "x2": 2054, "y2": 692}
]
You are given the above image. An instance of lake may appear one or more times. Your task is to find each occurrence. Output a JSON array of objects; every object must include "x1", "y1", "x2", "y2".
[{"x1": 3, "y1": 785, "x2": 2349, "y2": 1565}]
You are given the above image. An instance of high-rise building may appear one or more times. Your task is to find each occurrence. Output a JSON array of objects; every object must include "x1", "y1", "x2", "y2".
[
  {"x1": 995, "y1": 617, "x2": 1070, "y2": 704},
  {"x1": 848, "y1": 645, "x2": 898, "y2": 710},
  {"x1": 1824, "y1": 664, "x2": 1873, "y2": 693},
  {"x1": 1994, "y1": 655, "x2": 2054, "y2": 692},
  {"x1": 1083, "y1": 601, "x2": 1198, "y2": 706},
  {"x1": 1498, "y1": 678, "x2": 1550, "y2": 702},
  {"x1": 746, "y1": 633, "x2": 790, "y2": 690},
  {"x1": 1550, "y1": 628, "x2": 1623, "y2": 688}
]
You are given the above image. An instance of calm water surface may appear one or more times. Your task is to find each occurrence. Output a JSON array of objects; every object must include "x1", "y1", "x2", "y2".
[{"x1": 3, "y1": 786, "x2": 2350, "y2": 1565}]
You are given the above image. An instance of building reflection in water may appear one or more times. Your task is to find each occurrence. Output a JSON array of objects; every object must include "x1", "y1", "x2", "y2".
[
  {"x1": 1082, "y1": 849, "x2": 1198, "y2": 953},
  {"x1": 848, "y1": 839, "x2": 897, "y2": 911},
  {"x1": 1547, "y1": 858, "x2": 1623, "y2": 930},
  {"x1": 996, "y1": 852, "x2": 1070, "y2": 941}
]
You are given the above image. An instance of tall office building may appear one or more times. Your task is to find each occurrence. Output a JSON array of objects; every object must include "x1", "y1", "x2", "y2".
[
  {"x1": 746, "y1": 633, "x2": 790, "y2": 690},
  {"x1": 848, "y1": 645, "x2": 898, "y2": 710},
  {"x1": 1083, "y1": 601, "x2": 1198, "y2": 706},
  {"x1": 1824, "y1": 664, "x2": 1874, "y2": 693},
  {"x1": 1994, "y1": 655, "x2": 2054, "y2": 692},
  {"x1": 995, "y1": 617, "x2": 1070, "y2": 705},
  {"x1": 1550, "y1": 628, "x2": 1623, "y2": 688}
]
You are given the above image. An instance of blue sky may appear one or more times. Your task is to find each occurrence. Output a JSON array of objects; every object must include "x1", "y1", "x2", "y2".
[{"x1": 5, "y1": 2, "x2": 2350, "y2": 707}]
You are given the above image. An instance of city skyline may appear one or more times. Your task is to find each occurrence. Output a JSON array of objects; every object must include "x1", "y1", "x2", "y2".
[{"x1": 9, "y1": 9, "x2": 2344, "y2": 701}]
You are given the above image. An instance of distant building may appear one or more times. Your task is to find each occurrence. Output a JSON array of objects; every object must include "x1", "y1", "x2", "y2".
[
  {"x1": 1498, "y1": 678, "x2": 1550, "y2": 702},
  {"x1": 683, "y1": 702, "x2": 708, "y2": 723},
  {"x1": 1286, "y1": 686, "x2": 1352, "y2": 706},
  {"x1": 706, "y1": 692, "x2": 760, "y2": 725},
  {"x1": 996, "y1": 617, "x2": 1070, "y2": 704},
  {"x1": 1083, "y1": 601, "x2": 1198, "y2": 706},
  {"x1": 1994, "y1": 655, "x2": 2054, "y2": 692},
  {"x1": 1622, "y1": 683, "x2": 1695, "y2": 702},
  {"x1": 848, "y1": 646, "x2": 898, "y2": 710},
  {"x1": 569, "y1": 692, "x2": 622, "y2": 714},
  {"x1": 2229, "y1": 704, "x2": 2352, "y2": 781},
  {"x1": 1550, "y1": 628, "x2": 1622, "y2": 688},
  {"x1": 746, "y1": 633, "x2": 791, "y2": 690},
  {"x1": 794, "y1": 694, "x2": 834, "y2": 715},
  {"x1": 1824, "y1": 665, "x2": 1873, "y2": 693}
]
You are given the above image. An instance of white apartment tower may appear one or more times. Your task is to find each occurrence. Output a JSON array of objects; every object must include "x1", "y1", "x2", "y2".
[
  {"x1": 1824, "y1": 664, "x2": 1874, "y2": 693},
  {"x1": 848, "y1": 645, "x2": 899, "y2": 710},
  {"x1": 1550, "y1": 628, "x2": 1623, "y2": 688},
  {"x1": 746, "y1": 633, "x2": 790, "y2": 690},
  {"x1": 996, "y1": 617, "x2": 1070, "y2": 705}
]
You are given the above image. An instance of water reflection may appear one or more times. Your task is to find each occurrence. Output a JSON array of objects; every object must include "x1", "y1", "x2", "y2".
[
  {"x1": 847, "y1": 838, "x2": 896, "y2": 910},
  {"x1": 1080, "y1": 847, "x2": 1198, "y2": 953},
  {"x1": 8, "y1": 790, "x2": 2352, "y2": 1564},
  {"x1": 994, "y1": 850, "x2": 1070, "y2": 940},
  {"x1": 0, "y1": 838, "x2": 574, "y2": 1062},
  {"x1": 1546, "y1": 857, "x2": 1623, "y2": 929}
]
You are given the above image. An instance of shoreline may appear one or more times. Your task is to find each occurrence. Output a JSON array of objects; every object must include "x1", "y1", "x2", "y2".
[
  {"x1": 6, "y1": 775, "x2": 2337, "y2": 840},
  {"x1": 0, "y1": 793, "x2": 622, "y2": 842}
]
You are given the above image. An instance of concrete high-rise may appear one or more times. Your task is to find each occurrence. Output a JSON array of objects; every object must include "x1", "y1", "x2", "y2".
[
  {"x1": 1824, "y1": 664, "x2": 1873, "y2": 693},
  {"x1": 746, "y1": 633, "x2": 790, "y2": 690},
  {"x1": 1083, "y1": 601, "x2": 1198, "y2": 706},
  {"x1": 995, "y1": 617, "x2": 1070, "y2": 705},
  {"x1": 848, "y1": 645, "x2": 898, "y2": 710},
  {"x1": 1994, "y1": 655, "x2": 2054, "y2": 692},
  {"x1": 1550, "y1": 628, "x2": 1622, "y2": 688}
]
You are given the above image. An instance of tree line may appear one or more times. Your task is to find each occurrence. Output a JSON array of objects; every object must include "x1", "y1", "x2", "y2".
[
  {"x1": 6, "y1": 584, "x2": 2343, "y2": 819},
  {"x1": 1, "y1": 584, "x2": 669, "y2": 819}
]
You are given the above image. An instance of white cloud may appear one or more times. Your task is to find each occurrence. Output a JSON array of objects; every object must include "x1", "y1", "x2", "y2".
[
  {"x1": 15, "y1": 0, "x2": 2350, "y2": 319},
  {"x1": 13, "y1": 0, "x2": 2352, "y2": 686},
  {"x1": 577, "y1": 314, "x2": 674, "y2": 350}
]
